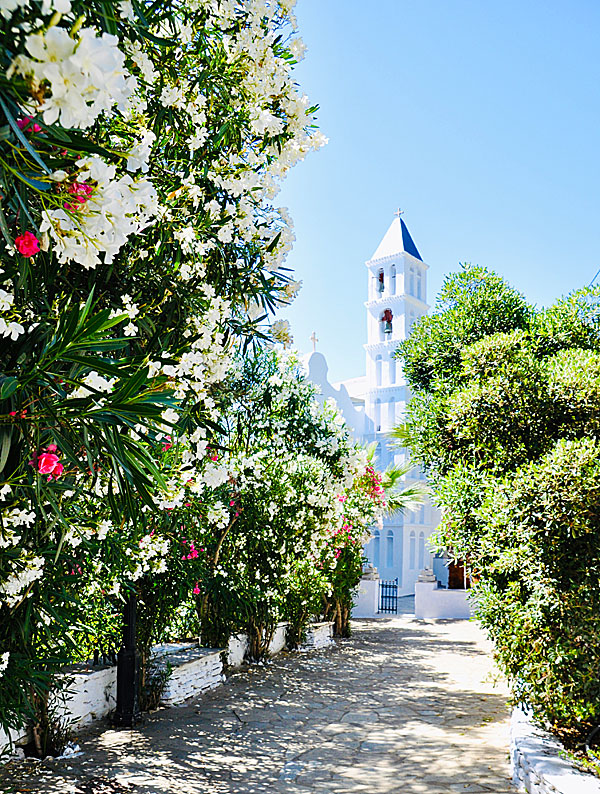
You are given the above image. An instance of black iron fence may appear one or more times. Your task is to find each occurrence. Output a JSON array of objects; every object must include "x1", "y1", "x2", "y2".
[{"x1": 379, "y1": 578, "x2": 398, "y2": 614}]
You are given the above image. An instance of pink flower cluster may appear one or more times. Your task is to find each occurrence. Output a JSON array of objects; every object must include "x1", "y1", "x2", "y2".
[
  {"x1": 363, "y1": 465, "x2": 386, "y2": 507},
  {"x1": 330, "y1": 521, "x2": 359, "y2": 559},
  {"x1": 17, "y1": 116, "x2": 42, "y2": 133},
  {"x1": 64, "y1": 181, "x2": 93, "y2": 211},
  {"x1": 31, "y1": 443, "x2": 64, "y2": 481},
  {"x1": 181, "y1": 538, "x2": 204, "y2": 561}
]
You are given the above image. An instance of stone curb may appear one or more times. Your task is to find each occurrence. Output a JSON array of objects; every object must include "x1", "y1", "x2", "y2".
[{"x1": 511, "y1": 707, "x2": 600, "y2": 794}]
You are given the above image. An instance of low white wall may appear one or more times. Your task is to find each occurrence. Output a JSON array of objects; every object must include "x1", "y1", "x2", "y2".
[
  {"x1": 351, "y1": 579, "x2": 379, "y2": 618},
  {"x1": 1, "y1": 620, "x2": 332, "y2": 758},
  {"x1": 269, "y1": 623, "x2": 288, "y2": 655},
  {"x1": 414, "y1": 582, "x2": 474, "y2": 619},
  {"x1": 226, "y1": 623, "x2": 289, "y2": 667},
  {"x1": 0, "y1": 726, "x2": 27, "y2": 757},
  {"x1": 52, "y1": 664, "x2": 117, "y2": 728},
  {"x1": 1, "y1": 663, "x2": 118, "y2": 757},
  {"x1": 227, "y1": 633, "x2": 250, "y2": 667},
  {"x1": 160, "y1": 647, "x2": 223, "y2": 706},
  {"x1": 303, "y1": 622, "x2": 334, "y2": 649},
  {"x1": 511, "y1": 707, "x2": 600, "y2": 794}
]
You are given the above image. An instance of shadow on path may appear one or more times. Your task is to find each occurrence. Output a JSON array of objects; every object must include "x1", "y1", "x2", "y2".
[{"x1": 0, "y1": 618, "x2": 514, "y2": 794}]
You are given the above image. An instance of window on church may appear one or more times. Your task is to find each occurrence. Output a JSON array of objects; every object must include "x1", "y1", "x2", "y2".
[
  {"x1": 388, "y1": 397, "x2": 395, "y2": 429},
  {"x1": 377, "y1": 268, "x2": 384, "y2": 294},
  {"x1": 408, "y1": 266, "x2": 415, "y2": 296},
  {"x1": 416, "y1": 269, "x2": 423, "y2": 300},
  {"x1": 419, "y1": 504, "x2": 426, "y2": 524},
  {"x1": 373, "y1": 530, "x2": 380, "y2": 569},
  {"x1": 390, "y1": 265, "x2": 396, "y2": 295},
  {"x1": 374, "y1": 400, "x2": 381, "y2": 432},
  {"x1": 389, "y1": 355, "x2": 396, "y2": 384},
  {"x1": 375, "y1": 354, "x2": 382, "y2": 387},
  {"x1": 409, "y1": 531, "x2": 416, "y2": 569},
  {"x1": 418, "y1": 532, "x2": 425, "y2": 570},
  {"x1": 381, "y1": 308, "x2": 393, "y2": 337},
  {"x1": 386, "y1": 530, "x2": 394, "y2": 568}
]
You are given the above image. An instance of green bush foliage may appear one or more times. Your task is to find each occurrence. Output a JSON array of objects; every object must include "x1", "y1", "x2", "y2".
[{"x1": 398, "y1": 263, "x2": 600, "y2": 744}]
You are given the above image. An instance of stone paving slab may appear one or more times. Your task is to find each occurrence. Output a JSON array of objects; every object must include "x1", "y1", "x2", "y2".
[{"x1": 0, "y1": 617, "x2": 514, "y2": 794}]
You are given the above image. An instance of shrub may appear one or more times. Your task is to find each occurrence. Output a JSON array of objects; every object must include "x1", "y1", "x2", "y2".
[{"x1": 399, "y1": 267, "x2": 600, "y2": 743}]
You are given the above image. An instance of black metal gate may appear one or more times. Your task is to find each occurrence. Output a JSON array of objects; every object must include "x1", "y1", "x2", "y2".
[{"x1": 379, "y1": 578, "x2": 398, "y2": 614}]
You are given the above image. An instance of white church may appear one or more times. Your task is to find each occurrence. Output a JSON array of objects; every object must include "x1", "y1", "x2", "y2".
[{"x1": 305, "y1": 212, "x2": 440, "y2": 596}]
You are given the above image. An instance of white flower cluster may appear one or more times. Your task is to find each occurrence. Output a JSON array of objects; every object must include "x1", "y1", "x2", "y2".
[
  {"x1": 0, "y1": 552, "x2": 44, "y2": 607},
  {"x1": 0, "y1": 0, "x2": 71, "y2": 18},
  {"x1": 0, "y1": 506, "x2": 35, "y2": 548},
  {"x1": 41, "y1": 157, "x2": 157, "y2": 269},
  {"x1": 12, "y1": 27, "x2": 136, "y2": 129},
  {"x1": 0, "y1": 651, "x2": 9, "y2": 678},
  {"x1": 129, "y1": 532, "x2": 170, "y2": 579},
  {"x1": 0, "y1": 285, "x2": 24, "y2": 340},
  {"x1": 271, "y1": 319, "x2": 292, "y2": 345},
  {"x1": 71, "y1": 370, "x2": 116, "y2": 400},
  {"x1": 207, "y1": 501, "x2": 229, "y2": 529}
]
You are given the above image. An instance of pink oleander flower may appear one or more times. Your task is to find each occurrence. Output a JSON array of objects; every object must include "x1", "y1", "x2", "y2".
[
  {"x1": 15, "y1": 231, "x2": 40, "y2": 257},
  {"x1": 64, "y1": 181, "x2": 93, "y2": 211},
  {"x1": 192, "y1": 584, "x2": 201, "y2": 595},
  {"x1": 48, "y1": 462, "x2": 64, "y2": 481},
  {"x1": 37, "y1": 452, "x2": 63, "y2": 480},
  {"x1": 17, "y1": 116, "x2": 42, "y2": 133},
  {"x1": 46, "y1": 443, "x2": 57, "y2": 452}
]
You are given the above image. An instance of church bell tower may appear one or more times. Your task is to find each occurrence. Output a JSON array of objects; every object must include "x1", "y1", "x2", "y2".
[
  {"x1": 364, "y1": 210, "x2": 428, "y2": 445},
  {"x1": 363, "y1": 211, "x2": 435, "y2": 594}
]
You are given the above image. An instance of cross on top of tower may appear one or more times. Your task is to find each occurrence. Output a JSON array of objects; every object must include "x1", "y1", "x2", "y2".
[
  {"x1": 310, "y1": 331, "x2": 318, "y2": 352},
  {"x1": 394, "y1": 208, "x2": 404, "y2": 218}
]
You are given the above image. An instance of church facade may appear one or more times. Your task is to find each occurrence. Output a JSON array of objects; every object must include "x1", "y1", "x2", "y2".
[{"x1": 307, "y1": 213, "x2": 439, "y2": 595}]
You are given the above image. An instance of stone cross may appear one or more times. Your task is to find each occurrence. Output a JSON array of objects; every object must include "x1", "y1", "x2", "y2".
[
  {"x1": 394, "y1": 208, "x2": 404, "y2": 218},
  {"x1": 310, "y1": 331, "x2": 318, "y2": 352}
]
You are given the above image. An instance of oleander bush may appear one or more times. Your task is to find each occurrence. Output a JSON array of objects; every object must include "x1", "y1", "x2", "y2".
[
  {"x1": 398, "y1": 263, "x2": 600, "y2": 746},
  {"x1": 0, "y1": 0, "x2": 422, "y2": 755},
  {"x1": 0, "y1": 0, "x2": 327, "y2": 754}
]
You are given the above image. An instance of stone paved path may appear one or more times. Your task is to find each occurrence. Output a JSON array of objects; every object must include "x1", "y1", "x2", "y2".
[{"x1": 0, "y1": 617, "x2": 514, "y2": 794}]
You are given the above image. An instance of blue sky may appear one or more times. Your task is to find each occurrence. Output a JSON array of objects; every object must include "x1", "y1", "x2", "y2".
[{"x1": 277, "y1": 0, "x2": 600, "y2": 383}]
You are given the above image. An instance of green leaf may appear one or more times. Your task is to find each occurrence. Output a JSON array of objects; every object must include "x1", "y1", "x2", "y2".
[
  {"x1": 0, "y1": 376, "x2": 18, "y2": 399},
  {"x1": 0, "y1": 95, "x2": 51, "y2": 175}
]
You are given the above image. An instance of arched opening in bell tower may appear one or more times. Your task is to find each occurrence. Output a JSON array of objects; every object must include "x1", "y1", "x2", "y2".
[{"x1": 380, "y1": 308, "x2": 393, "y2": 338}]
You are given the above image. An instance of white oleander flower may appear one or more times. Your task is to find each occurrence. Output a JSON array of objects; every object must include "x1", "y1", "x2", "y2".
[
  {"x1": 0, "y1": 289, "x2": 14, "y2": 312},
  {"x1": 15, "y1": 27, "x2": 135, "y2": 130},
  {"x1": 271, "y1": 319, "x2": 292, "y2": 345},
  {"x1": 0, "y1": 0, "x2": 29, "y2": 19},
  {"x1": 71, "y1": 371, "x2": 116, "y2": 399},
  {"x1": 0, "y1": 319, "x2": 25, "y2": 340}
]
